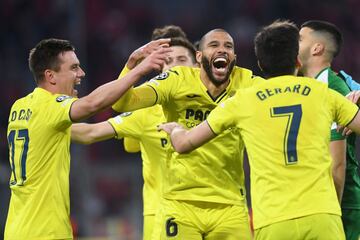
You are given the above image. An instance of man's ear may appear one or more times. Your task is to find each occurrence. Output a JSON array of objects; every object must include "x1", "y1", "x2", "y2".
[
  {"x1": 44, "y1": 69, "x2": 56, "y2": 85},
  {"x1": 311, "y1": 42, "x2": 325, "y2": 56},
  {"x1": 296, "y1": 56, "x2": 302, "y2": 69},
  {"x1": 196, "y1": 50, "x2": 202, "y2": 64}
]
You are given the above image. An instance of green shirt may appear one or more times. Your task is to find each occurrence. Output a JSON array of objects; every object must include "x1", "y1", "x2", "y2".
[{"x1": 316, "y1": 67, "x2": 360, "y2": 209}]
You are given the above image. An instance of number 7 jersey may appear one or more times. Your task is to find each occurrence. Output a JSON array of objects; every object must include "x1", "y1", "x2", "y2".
[
  {"x1": 207, "y1": 75, "x2": 359, "y2": 229},
  {"x1": 5, "y1": 87, "x2": 76, "y2": 240}
]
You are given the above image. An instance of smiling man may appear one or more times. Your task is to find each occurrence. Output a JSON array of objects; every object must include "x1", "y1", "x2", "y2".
[
  {"x1": 112, "y1": 29, "x2": 263, "y2": 239},
  {"x1": 5, "y1": 38, "x2": 170, "y2": 240}
]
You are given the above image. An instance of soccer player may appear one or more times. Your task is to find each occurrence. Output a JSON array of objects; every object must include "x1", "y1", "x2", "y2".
[
  {"x1": 71, "y1": 36, "x2": 197, "y2": 240},
  {"x1": 298, "y1": 20, "x2": 360, "y2": 240},
  {"x1": 158, "y1": 20, "x2": 360, "y2": 240},
  {"x1": 112, "y1": 29, "x2": 263, "y2": 239},
  {"x1": 5, "y1": 38, "x2": 170, "y2": 240},
  {"x1": 123, "y1": 25, "x2": 194, "y2": 153}
]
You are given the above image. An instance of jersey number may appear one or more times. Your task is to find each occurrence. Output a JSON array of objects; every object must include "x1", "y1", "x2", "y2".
[
  {"x1": 7, "y1": 129, "x2": 29, "y2": 185},
  {"x1": 270, "y1": 105, "x2": 302, "y2": 165},
  {"x1": 166, "y1": 217, "x2": 178, "y2": 237}
]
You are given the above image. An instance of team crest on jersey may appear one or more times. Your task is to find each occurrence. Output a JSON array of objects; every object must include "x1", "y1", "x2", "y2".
[
  {"x1": 154, "y1": 72, "x2": 169, "y2": 80},
  {"x1": 119, "y1": 112, "x2": 132, "y2": 117},
  {"x1": 56, "y1": 95, "x2": 72, "y2": 102}
]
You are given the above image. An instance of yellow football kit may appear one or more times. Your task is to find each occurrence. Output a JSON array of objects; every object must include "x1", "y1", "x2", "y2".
[
  {"x1": 112, "y1": 66, "x2": 168, "y2": 240},
  {"x1": 207, "y1": 75, "x2": 358, "y2": 239},
  {"x1": 108, "y1": 106, "x2": 167, "y2": 218},
  {"x1": 113, "y1": 65, "x2": 263, "y2": 239},
  {"x1": 5, "y1": 88, "x2": 77, "y2": 240}
]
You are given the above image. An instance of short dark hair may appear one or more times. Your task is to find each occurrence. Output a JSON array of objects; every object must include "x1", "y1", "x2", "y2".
[
  {"x1": 29, "y1": 38, "x2": 75, "y2": 84},
  {"x1": 198, "y1": 28, "x2": 229, "y2": 51},
  {"x1": 170, "y1": 37, "x2": 197, "y2": 63},
  {"x1": 151, "y1": 25, "x2": 187, "y2": 40},
  {"x1": 254, "y1": 20, "x2": 299, "y2": 78},
  {"x1": 301, "y1": 20, "x2": 342, "y2": 58}
]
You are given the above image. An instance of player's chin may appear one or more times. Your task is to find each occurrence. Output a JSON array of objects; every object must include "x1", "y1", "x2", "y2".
[{"x1": 212, "y1": 69, "x2": 229, "y2": 82}]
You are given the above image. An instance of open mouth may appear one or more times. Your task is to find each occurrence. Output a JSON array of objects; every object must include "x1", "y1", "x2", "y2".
[
  {"x1": 73, "y1": 81, "x2": 81, "y2": 97},
  {"x1": 212, "y1": 57, "x2": 228, "y2": 75}
]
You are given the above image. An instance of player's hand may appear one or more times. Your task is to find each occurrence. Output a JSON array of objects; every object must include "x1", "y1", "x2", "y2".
[
  {"x1": 157, "y1": 122, "x2": 183, "y2": 134},
  {"x1": 134, "y1": 46, "x2": 172, "y2": 75},
  {"x1": 336, "y1": 125, "x2": 353, "y2": 136},
  {"x1": 127, "y1": 38, "x2": 171, "y2": 69},
  {"x1": 346, "y1": 91, "x2": 360, "y2": 104}
]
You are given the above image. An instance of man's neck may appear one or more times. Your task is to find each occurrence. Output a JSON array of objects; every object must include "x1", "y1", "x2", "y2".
[
  {"x1": 304, "y1": 58, "x2": 331, "y2": 78},
  {"x1": 199, "y1": 69, "x2": 230, "y2": 98}
]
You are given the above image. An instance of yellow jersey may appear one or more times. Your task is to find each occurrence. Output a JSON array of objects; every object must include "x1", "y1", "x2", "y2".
[
  {"x1": 108, "y1": 105, "x2": 168, "y2": 215},
  {"x1": 5, "y1": 88, "x2": 77, "y2": 240},
  {"x1": 114, "y1": 66, "x2": 263, "y2": 204},
  {"x1": 207, "y1": 75, "x2": 359, "y2": 229}
]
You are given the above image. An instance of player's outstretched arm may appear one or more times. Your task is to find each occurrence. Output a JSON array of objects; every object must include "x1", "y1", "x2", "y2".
[
  {"x1": 71, "y1": 121, "x2": 116, "y2": 145},
  {"x1": 70, "y1": 46, "x2": 172, "y2": 122},
  {"x1": 158, "y1": 121, "x2": 216, "y2": 153}
]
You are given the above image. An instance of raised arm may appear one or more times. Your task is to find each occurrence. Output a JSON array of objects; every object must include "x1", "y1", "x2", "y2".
[
  {"x1": 158, "y1": 121, "x2": 216, "y2": 153},
  {"x1": 126, "y1": 38, "x2": 172, "y2": 70},
  {"x1": 70, "y1": 45, "x2": 171, "y2": 122}
]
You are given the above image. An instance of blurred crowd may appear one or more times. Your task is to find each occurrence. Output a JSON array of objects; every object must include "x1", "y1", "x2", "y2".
[{"x1": 1, "y1": 0, "x2": 359, "y2": 238}]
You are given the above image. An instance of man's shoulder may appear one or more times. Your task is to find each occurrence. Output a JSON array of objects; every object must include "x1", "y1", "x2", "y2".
[
  {"x1": 168, "y1": 66, "x2": 199, "y2": 77},
  {"x1": 327, "y1": 69, "x2": 350, "y2": 96},
  {"x1": 231, "y1": 66, "x2": 253, "y2": 77}
]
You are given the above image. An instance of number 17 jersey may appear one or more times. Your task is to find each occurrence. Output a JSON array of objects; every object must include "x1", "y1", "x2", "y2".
[{"x1": 5, "y1": 88, "x2": 76, "y2": 240}]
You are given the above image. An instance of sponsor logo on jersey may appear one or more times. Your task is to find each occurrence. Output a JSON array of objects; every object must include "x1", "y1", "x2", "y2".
[{"x1": 56, "y1": 95, "x2": 72, "y2": 102}]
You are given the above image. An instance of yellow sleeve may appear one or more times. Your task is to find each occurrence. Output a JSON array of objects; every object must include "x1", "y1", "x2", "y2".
[
  {"x1": 329, "y1": 89, "x2": 359, "y2": 126},
  {"x1": 123, "y1": 137, "x2": 141, "y2": 152},
  {"x1": 206, "y1": 92, "x2": 242, "y2": 134},
  {"x1": 113, "y1": 68, "x2": 180, "y2": 112},
  {"x1": 51, "y1": 95, "x2": 78, "y2": 130},
  {"x1": 112, "y1": 85, "x2": 157, "y2": 112},
  {"x1": 118, "y1": 65, "x2": 131, "y2": 78},
  {"x1": 145, "y1": 67, "x2": 182, "y2": 105}
]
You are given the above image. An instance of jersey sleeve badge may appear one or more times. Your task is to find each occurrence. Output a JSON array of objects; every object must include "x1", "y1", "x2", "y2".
[
  {"x1": 154, "y1": 72, "x2": 169, "y2": 80},
  {"x1": 56, "y1": 95, "x2": 72, "y2": 102}
]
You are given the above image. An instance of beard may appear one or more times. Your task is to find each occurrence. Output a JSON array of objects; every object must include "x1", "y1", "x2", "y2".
[{"x1": 201, "y1": 55, "x2": 236, "y2": 86}]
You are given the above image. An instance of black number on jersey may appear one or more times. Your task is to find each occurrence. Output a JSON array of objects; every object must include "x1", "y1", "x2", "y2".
[
  {"x1": 270, "y1": 104, "x2": 302, "y2": 165},
  {"x1": 166, "y1": 217, "x2": 178, "y2": 237}
]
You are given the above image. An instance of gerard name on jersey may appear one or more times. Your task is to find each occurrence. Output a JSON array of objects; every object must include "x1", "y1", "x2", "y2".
[{"x1": 256, "y1": 84, "x2": 311, "y2": 101}]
